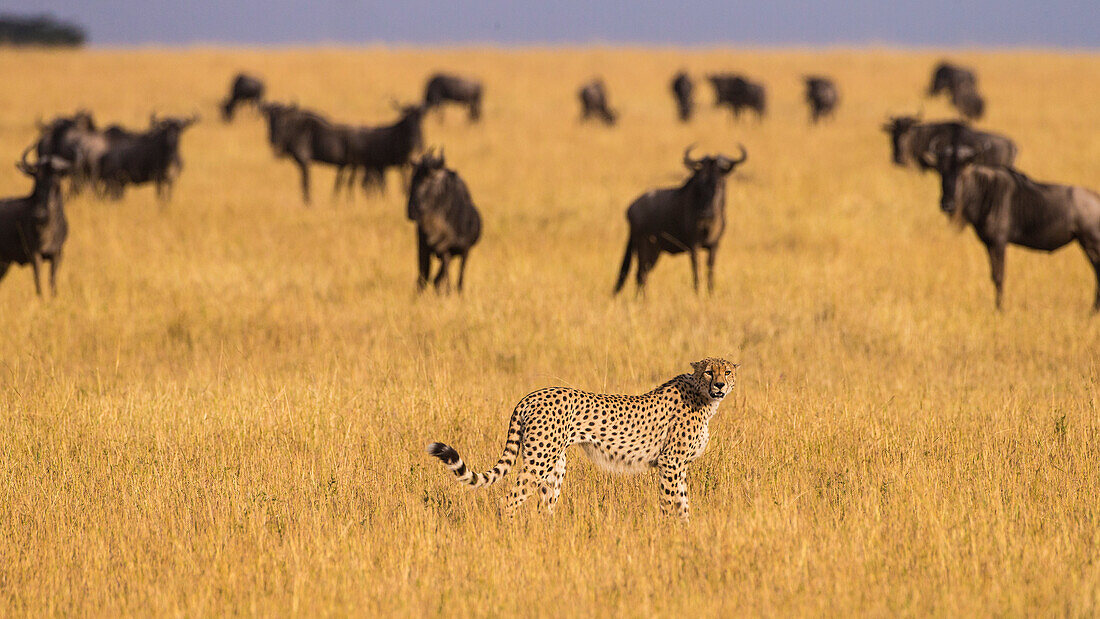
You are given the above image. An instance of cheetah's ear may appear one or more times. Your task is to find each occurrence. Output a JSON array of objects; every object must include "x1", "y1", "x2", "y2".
[
  {"x1": 731, "y1": 362, "x2": 740, "y2": 370},
  {"x1": 690, "y1": 360, "x2": 706, "y2": 374}
]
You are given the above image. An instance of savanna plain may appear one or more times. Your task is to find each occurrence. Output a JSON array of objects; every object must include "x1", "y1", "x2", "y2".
[{"x1": 0, "y1": 47, "x2": 1098, "y2": 616}]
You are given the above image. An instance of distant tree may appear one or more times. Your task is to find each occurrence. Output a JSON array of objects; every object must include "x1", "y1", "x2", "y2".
[{"x1": 0, "y1": 14, "x2": 85, "y2": 47}]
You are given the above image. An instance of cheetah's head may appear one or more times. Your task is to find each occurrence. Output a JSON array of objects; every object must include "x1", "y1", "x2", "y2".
[{"x1": 690, "y1": 357, "x2": 739, "y2": 400}]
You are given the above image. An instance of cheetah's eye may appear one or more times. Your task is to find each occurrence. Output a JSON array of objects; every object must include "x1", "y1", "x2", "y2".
[{"x1": 703, "y1": 370, "x2": 712, "y2": 376}]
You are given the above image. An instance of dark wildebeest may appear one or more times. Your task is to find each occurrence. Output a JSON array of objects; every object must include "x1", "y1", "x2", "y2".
[
  {"x1": 924, "y1": 132, "x2": 1100, "y2": 312},
  {"x1": 97, "y1": 114, "x2": 198, "y2": 202},
  {"x1": 671, "y1": 71, "x2": 694, "y2": 122},
  {"x1": 804, "y1": 75, "x2": 839, "y2": 124},
  {"x1": 221, "y1": 73, "x2": 265, "y2": 121},
  {"x1": 261, "y1": 103, "x2": 356, "y2": 204},
  {"x1": 951, "y1": 84, "x2": 985, "y2": 120},
  {"x1": 35, "y1": 110, "x2": 113, "y2": 195},
  {"x1": 707, "y1": 74, "x2": 766, "y2": 120},
  {"x1": 347, "y1": 103, "x2": 425, "y2": 193},
  {"x1": 406, "y1": 149, "x2": 482, "y2": 293},
  {"x1": 614, "y1": 145, "x2": 748, "y2": 295},
  {"x1": 928, "y1": 61, "x2": 978, "y2": 99},
  {"x1": 578, "y1": 79, "x2": 617, "y2": 125},
  {"x1": 423, "y1": 73, "x2": 482, "y2": 122},
  {"x1": 881, "y1": 116, "x2": 1016, "y2": 171},
  {"x1": 0, "y1": 145, "x2": 70, "y2": 296},
  {"x1": 927, "y1": 61, "x2": 984, "y2": 119}
]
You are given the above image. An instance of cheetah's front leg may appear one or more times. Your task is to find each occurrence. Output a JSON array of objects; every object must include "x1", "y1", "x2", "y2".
[{"x1": 657, "y1": 455, "x2": 690, "y2": 521}]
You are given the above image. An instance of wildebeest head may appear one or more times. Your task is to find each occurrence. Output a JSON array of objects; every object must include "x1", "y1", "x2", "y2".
[
  {"x1": 16, "y1": 143, "x2": 70, "y2": 219},
  {"x1": 407, "y1": 147, "x2": 448, "y2": 221},
  {"x1": 682, "y1": 144, "x2": 747, "y2": 217},
  {"x1": 260, "y1": 102, "x2": 299, "y2": 152},
  {"x1": 919, "y1": 131, "x2": 979, "y2": 215},
  {"x1": 881, "y1": 114, "x2": 922, "y2": 165},
  {"x1": 150, "y1": 113, "x2": 199, "y2": 149}
]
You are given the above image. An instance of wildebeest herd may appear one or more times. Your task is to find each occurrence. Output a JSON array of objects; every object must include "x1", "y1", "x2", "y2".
[{"x1": 3, "y1": 60, "x2": 1100, "y2": 312}]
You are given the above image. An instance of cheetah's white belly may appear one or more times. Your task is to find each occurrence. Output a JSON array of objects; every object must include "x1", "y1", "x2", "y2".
[{"x1": 578, "y1": 443, "x2": 654, "y2": 474}]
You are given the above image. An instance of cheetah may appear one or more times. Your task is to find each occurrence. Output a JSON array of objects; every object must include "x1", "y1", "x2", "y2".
[{"x1": 426, "y1": 357, "x2": 738, "y2": 520}]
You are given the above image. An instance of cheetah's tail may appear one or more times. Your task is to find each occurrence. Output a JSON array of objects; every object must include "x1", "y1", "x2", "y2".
[{"x1": 426, "y1": 408, "x2": 522, "y2": 489}]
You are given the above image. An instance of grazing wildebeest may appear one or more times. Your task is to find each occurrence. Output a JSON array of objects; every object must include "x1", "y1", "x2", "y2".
[
  {"x1": 97, "y1": 114, "x2": 198, "y2": 202},
  {"x1": 613, "y1": 145, "x2": 748, "y2": 295},
  {"x1": 671, "y1": 71, "x2": 694, "y2": 122},
  {"x1": 927, "y1": 61, "x2": 985, "y2": 119},
  {"x1": 423, "y1": 73, "x2": 482, "y2": 122},
  {"x1": 0, "y1": 145, "x2": 70, "y2": 296},
  {"x1": 347, "y1": 103, "x2": 425, "y2": 193},
  {"x1": 707, "y1": 74, "x2": 766, "y2": 120},
  {"x1": 406, "y1": 149, "x2": 482, "y2": 293},
  {"x1": 804, "y1": 75, "x2": 839, "y2": 124},
  {"x1": 928, "y1": 61, "x2": 978, "y2": 99},
  {"x1": 925, "y1": 135, "x2": 1100, "y2": 312},
  {"x1": 221, "y1": 73, "x2": 265, "y2": 121},
  {"x1": 951, "y1": 84, "x2": 985, "y2": 120},
  {"x1": 881, "y1": 116, "x2": 1016, "y2": 170},
  {"x1": 578, "y1": 78, "x2": 617, "y2": 125}
]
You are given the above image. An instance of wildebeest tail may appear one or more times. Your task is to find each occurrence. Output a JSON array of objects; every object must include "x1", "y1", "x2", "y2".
[
  {"x1": 426, "y1": 408, "x2": 522, "y2": 489},
  {"x1": 613, "y1": 233, "x2": 634, "y2": 294}
]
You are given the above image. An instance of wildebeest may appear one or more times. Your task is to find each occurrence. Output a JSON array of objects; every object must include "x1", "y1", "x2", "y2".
[
  {"x1": 927, "y1": 61, "x2": 985, "y2": 119},
  {"x1": 423, "y1": 73, "x2": 482, "y2": 122},
  {"x1": 928, "y1": 61, "x2": 978, "y2": 99},
  {"x1": 406, "y1": 149, "x2": 482, "y2": 293},
  {"x1": 97, "y1": 114, "x2": 198, "y2": 202},
  {"x1": 221, "y1": 73, "x2": 265, "y2": 121},
  {"x1": 261, "y1": 103, "x2": 356, "y2": 204},
  {"x1": 346, "y1": 103, "x2": 426, "y2": 193},
  {"x1": 578, "y1": 78, "x2": 617, "y2": 125},
  {"x1": 0, "y1": 145, "x2": 70, "y2": 296},
  {"x1": 950, "y1": 84, "x2": 985, "y2": 120},
  {"x1": 35, "y1": 109, "x2": 96, "y2": 193},
  {"x1": 804, "y1": 75, "x2": 839, "y2": 124},
  {"x1": 707, "y1": 74, "x2": 766, "y2": 120},
  {"x1": 925, "y1": 134, "x2": 1100, "y2": 312},
  {"x1": 671, "y1": 71, "x2": 694, "y2": 122},
  {"x1": 262, "y1": 102, "x2": 424, "y2": 203},
  {"x1": 614, "y1": 145, "x2": 748, "y2": 295},
  {"x1": 881, "y1": 115, "x2": 1016, "y2": 170}
]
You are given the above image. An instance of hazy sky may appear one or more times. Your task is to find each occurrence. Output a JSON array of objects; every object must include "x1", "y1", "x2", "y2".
[{"x1": 10, "y1": 0, "x2": 1100, "y2": 47}]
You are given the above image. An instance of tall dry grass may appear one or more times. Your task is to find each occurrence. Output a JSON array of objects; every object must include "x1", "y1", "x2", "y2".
[{"x1": 0, "y1": 47, "x2": 1098, "y2": 616}]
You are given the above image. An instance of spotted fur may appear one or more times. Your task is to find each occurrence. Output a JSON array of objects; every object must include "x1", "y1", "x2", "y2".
[{"x1": 426, "y1": 357, "x2": 739, "y2": 520}]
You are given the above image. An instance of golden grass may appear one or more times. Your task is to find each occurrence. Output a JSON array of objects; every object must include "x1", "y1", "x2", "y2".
[{"x1": 0, "y1": 46, "x2": 1098, "y2": 616}]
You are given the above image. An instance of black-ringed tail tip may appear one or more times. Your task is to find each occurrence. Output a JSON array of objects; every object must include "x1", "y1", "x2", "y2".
[{"x1": 426, "y1": 442, "x2": 459, "y2": 464}]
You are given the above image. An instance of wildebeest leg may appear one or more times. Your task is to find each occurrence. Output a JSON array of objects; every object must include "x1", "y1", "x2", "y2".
[
  {"x1": 470, "y1": 97, "x2": 481, "y2": 122},
  {"x1": 613, "y1": 234, "x2": 635, "y2": 295},
  {"x1": 688, "y1": 249, "x2": 700, "y2": 293},
  {"x1": 456, "y1": 252, "x2": 470, "y2": 293},
  {"x1": 295, "y1": 156, "x2": 311, "y2": 205},
  {"x1": 1081, "y1": 240, "x2": 1100, "y2": 312},
  {"x1": 635, "y1": 245, "x2": 659, "y2": 296},
  {"x1": 416, "y1": 231, "x2": 431, "y2": 292},
  {"x1": 30, "y1": 254, "x2": 43, "y2": 297},
  {"x1": 433, "y1": 253, "x2": 452, "y2": 293},
  {"x1": 332, "y1": 165, "x2": 345, "y2": 199},
  {"x1": 986, "y1": 242, "x2": 1006, "y2": 311},
  {"x1": 706, "y1": 247, "x2": 717, "y2": 294},
  {"x1": 49, "y1": 252, "x2": 62, "y2": 297}
]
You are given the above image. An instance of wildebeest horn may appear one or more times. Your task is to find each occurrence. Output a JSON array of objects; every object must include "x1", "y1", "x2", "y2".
[
  {"x1": 437, "y1": 146, "x2": 445, "y2": 165},
  {"x1": 35, "y1": 116, "x2": 45, "y2": 130},
  {"x1": 728, "y1": 143, "x2": 747, "y2": 164},
  {"x1": 683, "y1": 144, "x2": 702, "y2": 168},
  {"x1": 17, "y1": 142, "x2": 36, "y2": 171}
]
